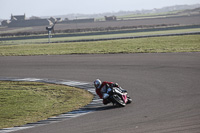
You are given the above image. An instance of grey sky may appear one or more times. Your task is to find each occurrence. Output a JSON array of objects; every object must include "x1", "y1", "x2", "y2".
[{"x1": 0, "y1": 0, "x2": 199, "y2": 19}]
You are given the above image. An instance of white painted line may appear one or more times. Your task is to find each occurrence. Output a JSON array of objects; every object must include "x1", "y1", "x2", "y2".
[
  {"x1": 60, "y1": 81, "x2": 89, "y2": 86},
  {"x1": 13, "y1": 78, "x2": 42, "y2": 82},
  {"x1": 88, "y1": 89, "x2": 96, "y2": 94}
]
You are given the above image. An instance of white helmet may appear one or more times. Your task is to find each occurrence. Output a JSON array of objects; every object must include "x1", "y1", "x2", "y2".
[{"x1": 94, "y1": 79, "x2": 101, "y2": 89}]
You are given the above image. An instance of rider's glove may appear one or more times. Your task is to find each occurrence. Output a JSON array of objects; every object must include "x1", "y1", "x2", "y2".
[{"x1": 113, "y1": 83, "x2": 119, "y2": 87}]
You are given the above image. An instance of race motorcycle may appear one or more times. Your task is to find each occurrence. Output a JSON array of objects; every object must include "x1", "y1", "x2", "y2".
[{"x1": 103, "y1": 86, "x2": 132, "y2": 107}]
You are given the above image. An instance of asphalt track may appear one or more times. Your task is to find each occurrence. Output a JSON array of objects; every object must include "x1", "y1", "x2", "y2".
[{"x1": 0, "y1": 53, "x2": 200, "y2": 133}]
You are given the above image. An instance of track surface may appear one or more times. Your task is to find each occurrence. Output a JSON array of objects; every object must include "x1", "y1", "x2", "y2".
[{"x1": 0, "y1": 53, "x2": 200, "y2": 133}]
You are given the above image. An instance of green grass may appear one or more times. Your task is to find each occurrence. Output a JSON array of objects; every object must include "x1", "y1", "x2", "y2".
[
  {"x1": 1, "y1": 28, "x2": 200, "y2": 45},
  {"x1": 0, "y1": 81, "x2": 93, "y2": 129},
  {"x1": 0, "y1": 35, "x2": 199, "y2": 56}
]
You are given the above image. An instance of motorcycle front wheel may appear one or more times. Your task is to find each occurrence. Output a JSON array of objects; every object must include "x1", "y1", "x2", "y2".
[{"x1": 112, "y1": 94, "x2": 126, "y2": 107}]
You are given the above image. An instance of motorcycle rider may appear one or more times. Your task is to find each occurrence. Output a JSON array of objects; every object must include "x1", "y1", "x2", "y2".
[{"x1": 94, "y1": 79, "x2": 127, "y2": 105}]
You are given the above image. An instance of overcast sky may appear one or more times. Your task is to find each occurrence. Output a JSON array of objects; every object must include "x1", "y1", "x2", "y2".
[{"x1": 0, "y1": 0, "x2": 199, "y2": 19}]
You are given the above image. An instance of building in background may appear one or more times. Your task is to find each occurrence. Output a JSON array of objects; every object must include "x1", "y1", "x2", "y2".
[{"x1": 1, "y1": 14, "x2": 51, "y2": 27}]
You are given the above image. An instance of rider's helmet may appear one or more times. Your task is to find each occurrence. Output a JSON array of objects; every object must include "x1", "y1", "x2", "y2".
[{"x1": 94, "y1": 79, "x2": 101, "y2": 89}]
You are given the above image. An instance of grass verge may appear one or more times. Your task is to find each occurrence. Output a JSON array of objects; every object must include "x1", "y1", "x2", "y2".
[
  {"x1": 1, "y1": 27, "x2": 200, "y2": 44},
  {"x1": 0, "y1": 81, "x2": 93, "y2": 129},
  {"x1": 0, "y1": 35, "x2": 199, "y2": 56}
]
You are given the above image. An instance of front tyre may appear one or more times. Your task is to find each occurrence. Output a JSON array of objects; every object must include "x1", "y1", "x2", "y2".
[
  {"x1": 112, "y1": 94, "x2": 126, "y2": 107},
  {"x1": 127, "y1": 98, "x2": 132, "y2": 104},
  {"x1": 126, "y1": 94, "x2": 132, "y2": 104}
]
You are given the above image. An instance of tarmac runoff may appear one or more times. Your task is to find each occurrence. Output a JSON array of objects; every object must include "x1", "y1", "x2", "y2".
[{"x1": 0, "y1": 78, "x2": 103, "y2": 133}]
